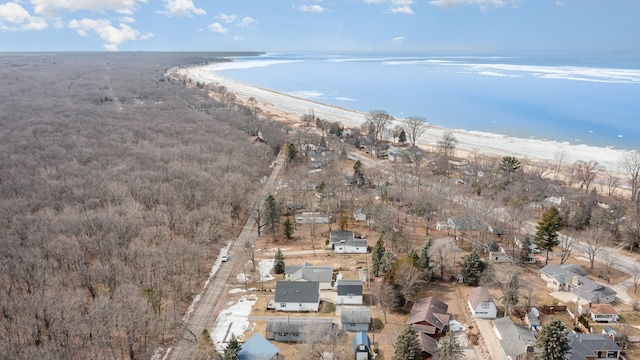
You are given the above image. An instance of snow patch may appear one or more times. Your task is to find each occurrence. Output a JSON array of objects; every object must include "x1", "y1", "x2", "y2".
[{"x1": 210, "y1": 295, "x2": 257, "y2": 350}]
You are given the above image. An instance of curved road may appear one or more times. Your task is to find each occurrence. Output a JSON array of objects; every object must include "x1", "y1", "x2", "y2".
[{"x1": 168, "y1": 152, "x2": 285, "y2": 360}]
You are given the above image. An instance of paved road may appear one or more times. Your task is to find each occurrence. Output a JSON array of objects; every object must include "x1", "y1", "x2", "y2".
[{"x1": 168, "y1": 152, "x2": 285, "y2": 360}]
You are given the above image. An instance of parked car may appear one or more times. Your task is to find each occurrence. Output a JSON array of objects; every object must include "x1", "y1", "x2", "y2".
[{"x1": 221, "y1": 253, "x2": 229, "y2": 262}]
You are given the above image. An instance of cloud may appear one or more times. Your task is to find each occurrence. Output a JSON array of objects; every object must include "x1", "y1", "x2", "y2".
[
  {"x1": 392, "y1": 36, "x2": 405, "y2": 44},
  {"x1": 158, "y1": 0, "x2": 206, "y2": 17},
  {"x1": 68, "y1": 18, "x2": 146, "y2": 50},
  {"x1": 364, "y1": 0, "x2": 386, "y2": 3},
  {"x1": 216, "y1": 13, "x2": 237, "y2": 23},
  {"x1": 388, "y1": 5, "x2": 414, "y2": 14},
  {"x1": 367, "y1": 0, "x2": 415, "y2": 14},
  {"x1": 0, "y1": 2, "x2": 48, "y2": 30},
  {"x1": 119, "y1": 16, "x2": 136, "y2": 23},
  {"x1": 299, "y1": 5, "x2": 325, "y2": 12},
  {"x1": 32, "y1": 0, "x2": 143, "y2": 16},
  {"x1": 237, "y1": 17, "x2": 254, "y2": 28},
  {"x1": 429, "y1": 0, "x2": 511, "y2": 9},
  {"x1": 208, "y1": 22, "x2": 227, "y2": 34}
]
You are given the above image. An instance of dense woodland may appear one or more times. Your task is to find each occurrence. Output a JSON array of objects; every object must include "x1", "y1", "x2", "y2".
[{"x1": 0, "y1": 52, "x2": 285, "y2": 359}]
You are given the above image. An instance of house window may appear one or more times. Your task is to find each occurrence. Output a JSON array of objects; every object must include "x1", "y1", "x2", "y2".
[
  {"x1": 607, "y1": 351, "x2": 618, "y2": 358},
  {"x1": 351, "y1": 323, "x2": 356, "y2": 326},
  {"x1": 281, "y1": 303, "x2": 286, "y2": 308},
  {"x1": 348, "y1": 293, "x2": 354, "y2": 298}
]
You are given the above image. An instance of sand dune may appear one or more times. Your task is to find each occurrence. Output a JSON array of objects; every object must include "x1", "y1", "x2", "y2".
[{"x1": 185, "y1": 64, "x2": 632, "y2": 173}]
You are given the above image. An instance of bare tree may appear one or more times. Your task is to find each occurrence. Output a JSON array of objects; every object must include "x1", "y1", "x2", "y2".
[
  {"x1": 604, "y1": 165, "x2": 619, "y2": 197},
  {"x1": 393, "y1": 261, "x2": 421, "y2": 306},
  {"x1": 601, "y1": 250, "x2": 617, "y2": 283},
  {"x1": 552, "y1": 148, "x2": 567, "y2": 181},
  {"x1": 365, "y1": 110, "x2": 394, "y2": 141},
  {"x1": 572, "y1": 160, "x2": 599, "y2": 193},
  {"x1": 633, "y1": 266, "x2": 640, "y2": 294},
  {"x1": 558, "y1": 232, "x2": 576, "y2": 264},
  {"x1": 403, "y1": 116, "x2": 427, "y2": 148},
  {"x1": 580, "y1": 228, "x2": 606, "y2": 269},
  {"x1": 373, "y1": 281, "x2": 399, "y2": 323},
  {"x1": 520, "y1": 282, "x2": 540, "y2": 312},
  {"x1": 430, "y1": 240, "x2": 456, "y2": 280},
  {"x1": 251, "y1": 201, "x2": 266, "y2": 237},
  {"x1": 438, "y1": 131, "x2": 458, "y2": 158},
  {"x1": 300, "y1": 320, "x2": 347, "y2": 360},
  {"x1": 620, "y1": 151, "x2": 640, "y2": 202}
]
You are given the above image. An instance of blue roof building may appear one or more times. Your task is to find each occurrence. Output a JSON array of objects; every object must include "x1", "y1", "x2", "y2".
[
  {"x1": 352, "y1": 332, "x2": 371, "y2": 360},
  {"x1": 238, "y1": 333, "x2": 279, "y2": 360}
]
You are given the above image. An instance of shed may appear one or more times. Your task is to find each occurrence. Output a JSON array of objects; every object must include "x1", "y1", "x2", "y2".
[
  {"x1": 352, "y1": 332, "x2": 371, "y2": 360},
  {"x1": 334, "y1": 239, "x2": 368, "y2": 254},
  {"x1": 467, "y1": 287, "x2": 497, "y2": 319},
  {"x1": 341, "y1": 308, "x2": 371, "y2": 332},
  {"x1": 265, "y1": 318, "x2": 334, "y2": 342},
  {"x1": 238, "y1": 333, "x2": 279, "y2": 360}
]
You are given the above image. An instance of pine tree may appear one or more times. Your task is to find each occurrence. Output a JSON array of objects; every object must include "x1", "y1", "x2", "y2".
[
  {"x1": 263, "y1": 194, "x2": 279, "y2": 236},
  {"x1": 407, "y1": 249, "x2": 420, "y2": 267},
  {"x1": 419, "y1": 239, "x2": 432, "y2": 278},
  {"x1": 535, "y1": 206, "x2": 565, "y2": 264},
  {"x1": 436, "y1": 332, "x2": 463, "y2": 360},
  {"x1": 398, "y1": 129, "x2": 407, "y2": 144},
  {"x1": 195, "y1": 329, "x2": 219, "y2": 360},
  {"x1": 283, "y1": 218, "x2": 293, "y2": 239},
  {"x1": 285, "y1": 142, "x2": 297, "y2": 162},
  {"x1": 461, "y1": 250, "x2": 485, "y2": 286},
  {"x1": 352, "y1": 160, "x2": 367, "y2": 187},
  {"x1": 392, "y1": 325, "x2": 422, "y2": 360},
  {"x1": 223, "y1": 333, "x2": 241, "y2": 360},
  {"x1": 372, "y1": 238, "x2": 385, "y2": 277},
  {"x1": 536, "y1": 319, "x2": 570, "y2": 360},
  {"x1": 274, "y1": 248, "x2": 285, "y2": 274}
]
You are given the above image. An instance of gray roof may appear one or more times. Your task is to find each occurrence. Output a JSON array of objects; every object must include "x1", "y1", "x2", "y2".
[
  {"x1": 343, "y1": 239, "x2": 368, "y2": 247},
  {"x1": 238, "y1": 333, "x2": 279, "y2": 360},
  {"x1": 493, "y1": 317, "x2": 536, "y2": 359},
  {"x1": 266, "y1": 318, "x2": 333, "y2": 334},
  {"x1": 541, "y1": 264, "x2": 616, "y2": 300},
  {"x1": 330, "y1": 230, "x2": 354, "y2": 244},
  {"x1": 341, "y1": 308, "x2": 371, "y2": 324},
  {"x1": 285, "y1": 263, "x2": 333, "y2": 282},
  {"x1": 275, "y1": 281, "x2": 320, "y2": 303},
  {"x1": 337, "y1": 279, "x2": 363, "y2": 296},
  {"x1": 566, "y1": 333, "x2": 621, "y2": 360},
  {"x1": 285, "y1": 262, "x2": 315, "y2": 274}
]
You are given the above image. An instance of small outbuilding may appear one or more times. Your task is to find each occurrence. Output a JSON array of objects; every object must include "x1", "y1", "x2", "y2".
[
  {"x1": 238, "y1": 333, "x2": 279, "y2": 360},
  {"x1": 336, "y1": 279, "x2": 364, "y2": 305},
  {"x1": 352, "y1": 332, "x2": 371, "y2": 360},
  {"x1": 467, "y1": 287, "x2": 497, "y2": 319},
  {"x1": 341, "y1": 308, "x2": 371, "y2": 332}
]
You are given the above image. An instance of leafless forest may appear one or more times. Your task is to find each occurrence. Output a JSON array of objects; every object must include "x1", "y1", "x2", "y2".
[{"x1": 0, "y1": 52, "x2": 286, "y2": 359}]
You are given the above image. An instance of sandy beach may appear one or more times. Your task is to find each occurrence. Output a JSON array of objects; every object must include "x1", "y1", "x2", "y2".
[{"x1": 184, "y1": 64, "x2": 632, "y2": 174}]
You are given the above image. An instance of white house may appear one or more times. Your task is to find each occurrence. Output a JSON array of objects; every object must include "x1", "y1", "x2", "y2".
[
  {"x1": 336, "y1": 279, "x2": 363, "y2": 305},
  {"x1": 274, "y1": 281, "x2": 320, "y2": 312},
  {"x1": 353, "y1": 208, "x2": 367, "y2": 222},
  {"x1": 467, "y1": 287, "x2": 497, "y2": 319},
  {"x1": 295, "y1": 212, "x2": 330, "y2": 224},
  {"x1": 335, "y1": 239, "x2": 368, "y2": 254},
  {"x1": 585, "y1": 303, "x2": 619, "y2": 323}
]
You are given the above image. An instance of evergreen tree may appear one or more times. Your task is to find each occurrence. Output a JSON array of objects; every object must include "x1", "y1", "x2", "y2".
[
  {"x1": 392, "y1": 325, "x2": 422, "y2": 360},
  {"x1": 195, "y1": 329, "x2": 219, "y2": 360},
  {"x1": 519, "y1": 237, "x2": 533, "y2": 262},
  {"x1": 274, "y1": 248, "x2": 285, "y2": 274},
  {"x1": 285, "y1": 142, "x2": 297, "y2": 162},
  {"x1": 380, "y1": 252, "x2": 395, "y2": 277},
  {"x1": 398, "y1": 129, "x2": 407, "y2": 144},
  {"x1": 223, "y1": 333, "x2": 241, "y2": 360},
  {"x1": 535, "y1": 206, "x2": 565, "y2": 264},
  {"x1": 536, "y1": 319, "x2": 570, "y2": 360},
  {"x1": 461, "y1": 250, "x2": 485, "y2": 286},
  {"x1": 263, "y1": 194, "x2": 280, "y2": 236},
  {"x1": 407, "y1": 249, "x2": 420, "y2": 267},
  {"x1": 419, "y1": 239, "x2": 432, "y2": 277},
  {"x1": 372, "y1": 238, "x2": 385, "y2": 277},
  {"x1": 283, "y1": 218, "x2": 293, "y2": 239},
  {"x1": 352, "y1": 160, "x2": 367, "y2": 187},
  {"x1": 436, "y1": 332, "x2": 463, "y2": 360}
]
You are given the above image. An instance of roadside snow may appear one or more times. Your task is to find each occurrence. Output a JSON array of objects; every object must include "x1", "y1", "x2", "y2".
[{"x1": 210, "y1": 295, "x2": 257, "y2": 350}]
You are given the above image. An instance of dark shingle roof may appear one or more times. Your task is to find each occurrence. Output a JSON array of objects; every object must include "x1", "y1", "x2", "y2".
[
  {"x1": 274, "y1": 281, "x2": 320, "y2": 303},
  {"x1": 337, "y1": 279, "x2": 363, "y2": 296},
  {"x1": 566, "y1": 333, "x2": 620, "y2": 360}
]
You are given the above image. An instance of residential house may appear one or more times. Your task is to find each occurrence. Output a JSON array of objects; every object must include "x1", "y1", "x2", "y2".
[
  {"x1": 540, "y1": 264, "x2": 617, "y2": 304},
  {"x1": 447, "y1": 216, "x2": 485, "y2": 231},
  {"x1": 284, "y1": 262, "x2": 333, "y2": 290},
  {"x1": 341, "y1": 308, "x2": 371, "y2": 332},
  {"x1": 586, "y1": 303, "x2": 619, "y2": 323},
  {"x1": 352, "y1": 332, "x2": 371, "y2": 360},
  {"x1": 602, "y1": 326, "x2": 628, "y2": 351},
  {"x1": 294, "y1": 212, "x2": 330, "y2": 224},
  {"x1": 489, "y1": 251, "x2": 514, "y2": 263},
  {"x1": 468, "y1": 287, "x2": 497, "y2": 319},
  {"x1": 407, "y1": 297, "x2": 451, "y2": 339},
  {"x1": 353, "y1": 208, "x2": 367, "y2": 222},
  {"x1": 417, "y1": 332, "x2": 438, "y2": 359},
  {"x1": 274, "y1": 281, "x2": 320, "y2": 312},
  {"x1": 238, "y1": 333, "x2": 279, "y2": 360},
  {"x1": 334, "y1": 239, "x2": 368, "y2": 254},
  {"x1": 329, "y1": 230, "x2": 355, "y2": 248},
  {"x1": 265, "y1": 318, "x2": 334, "y2": 342},
  {"x1": 492, "y1": 316, "x2": 536, "y2": 360},
  {"x1": 566, "y1": 333, "x2": 621, "y2": 360},
  {"x1": 336, "y1": 279, "x2": 363, "y2": 305}
]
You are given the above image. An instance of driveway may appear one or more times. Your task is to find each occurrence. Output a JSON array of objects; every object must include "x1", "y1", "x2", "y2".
[{"x1": 474, "y1": 319, "x2": 501, "y2": 360}]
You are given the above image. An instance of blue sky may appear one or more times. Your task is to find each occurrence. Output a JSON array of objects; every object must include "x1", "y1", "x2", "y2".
[{"x1": 0, "y1": 0, "x2": 638, "y2": 52}]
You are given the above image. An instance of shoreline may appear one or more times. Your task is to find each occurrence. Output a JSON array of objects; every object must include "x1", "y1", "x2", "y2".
[{"x1": 183, "y1": 64, "x2": 633, "y2": 174}]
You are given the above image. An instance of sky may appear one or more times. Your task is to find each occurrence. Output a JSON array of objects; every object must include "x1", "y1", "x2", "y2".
[{"x1": 0, "y1": 0, "x2": 639, "y2": 52}]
